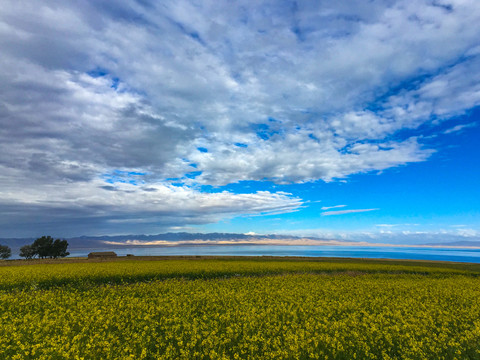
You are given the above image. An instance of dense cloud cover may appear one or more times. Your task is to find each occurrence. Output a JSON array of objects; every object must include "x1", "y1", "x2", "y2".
[{"x1": 1, "y1": 0, "x2": 479, "y2": 236}]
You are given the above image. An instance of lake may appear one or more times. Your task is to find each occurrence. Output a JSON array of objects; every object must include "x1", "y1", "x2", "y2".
[{"x1": 62, "y1": 245, "x2": 480, "y2": 263}]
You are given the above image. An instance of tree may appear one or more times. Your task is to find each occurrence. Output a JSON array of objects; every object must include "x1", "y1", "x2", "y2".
[
  {"x1": 0, "y1": 244, "x2": 11, "y2": 259},
  {"x1": 52, "y1": 239, "x2": 70, "y2": 258},
  {"x1": 32, "y1": 235, "x2": 54, "y2": 259},
  {"x1": 19, "y1": 244, "x2": 36, "y2": 259},
  {"x1": 20, "y1": 236, "x2": 70, "y2": 259}
]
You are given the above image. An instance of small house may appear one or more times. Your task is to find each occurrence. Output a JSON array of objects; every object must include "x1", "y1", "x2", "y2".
[{"x1": 88, "y1": 251, "x2": 117, "y2": 259}]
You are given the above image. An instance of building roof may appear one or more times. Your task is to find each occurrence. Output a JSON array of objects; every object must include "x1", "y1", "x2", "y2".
[{"x1": 88, "y1": 251, "x2": 117, "y2": 256}]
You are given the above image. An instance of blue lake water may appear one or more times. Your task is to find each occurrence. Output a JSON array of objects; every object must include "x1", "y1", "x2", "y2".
[{"x1": 62, "y1": 245, "x2": 480, "y2": 263}]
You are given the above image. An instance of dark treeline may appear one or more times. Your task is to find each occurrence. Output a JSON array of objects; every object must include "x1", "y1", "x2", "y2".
[{"x1": 19, "y1": 236, "x2": 70, "y2": 259}]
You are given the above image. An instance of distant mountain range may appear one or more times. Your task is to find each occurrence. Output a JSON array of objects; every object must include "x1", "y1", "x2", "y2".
[
  {"x1": 2, "y1": 233, "x2": 480, "y2": 251},
  {"x1": 0, "y1": 232, "x2": 342, "y2": 250}
]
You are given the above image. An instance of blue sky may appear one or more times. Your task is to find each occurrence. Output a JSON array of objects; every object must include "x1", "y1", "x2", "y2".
[
  {"x1": 202, "y1": 108, "x2": 480, "y2": 242},
  {"x1": 0, "y1": 0, "x2": 479, "y2": 244}
]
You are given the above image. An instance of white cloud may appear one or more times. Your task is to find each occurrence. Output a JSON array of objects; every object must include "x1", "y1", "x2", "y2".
[
  {"x1": 321, "y1": 205, "x2": 347, "y2": 211},
  {"x1": 1, "y1": 0, "x2": 480, "y2": 234},
  {"x1": 321, "y1": 208, "x2": 379, "y2": 216},
  {"x1": 0, "y1": 178, "x2": 302, "y2": 237},
  {"x1": 444, "y1": 123, "x2": 477, "y2": 134},
  {"x1": 273, "y1": 227, "x2": 480, "y2": 245}
]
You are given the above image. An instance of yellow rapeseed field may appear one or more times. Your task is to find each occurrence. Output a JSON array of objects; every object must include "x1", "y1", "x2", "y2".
[{"x1": 1, "y1": 258, "x2": 479, "y2": 359}]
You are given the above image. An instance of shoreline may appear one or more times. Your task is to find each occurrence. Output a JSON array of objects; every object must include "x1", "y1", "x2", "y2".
[{"x1": 2, "y1": 253, "x2": 480, "y2": 267}]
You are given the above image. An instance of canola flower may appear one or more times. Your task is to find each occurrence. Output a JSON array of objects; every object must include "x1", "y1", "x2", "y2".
[
  {"x1": 0, "y1": 258, "x2": 474, "y2": 291},
  {"x1": 1, "y1": 259, "x2": 479, "y2": 359}
]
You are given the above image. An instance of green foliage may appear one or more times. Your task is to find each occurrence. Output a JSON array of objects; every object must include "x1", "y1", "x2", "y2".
[
  {"x1": 32, "y1": 236, "x2": 54, "y2": 259},
  {"x1": 20, "y1": 236, "x2": 69, "y2": 259},
  {"x1": 0, "y1": 244, "x2": 11, "y2": 259},
  {"x1": 51, "y1": 239, "x2": 69, "y2": 258},
  {"x1": 19, "y1": 245, "x2": 36, "y2": 259}
]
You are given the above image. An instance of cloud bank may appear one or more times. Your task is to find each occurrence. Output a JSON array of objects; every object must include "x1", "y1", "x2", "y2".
[
  {"x1": 1, "y1": 0, "x2": 480, "y2": 235},
  {"x1": 276, "y1": 227, "x2": 480, "y2": 246}
]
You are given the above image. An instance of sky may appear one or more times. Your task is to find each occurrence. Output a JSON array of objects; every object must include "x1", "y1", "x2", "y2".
[{"x1": 0, "y1": 0, "x2": 479, "y2": 244}]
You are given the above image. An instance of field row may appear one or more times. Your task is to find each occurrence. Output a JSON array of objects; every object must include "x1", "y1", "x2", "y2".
[{"x1": 0, "y1": 258, "x2": 478, "y2": 291}]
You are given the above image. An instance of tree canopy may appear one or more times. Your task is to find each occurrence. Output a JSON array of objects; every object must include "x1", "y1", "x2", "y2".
[
  {"x1": 0, "y1": 244, "x2": 11, "y2": 259},
  {"x1": 19, "y1": 236, "x2": 70, "y2": 259},
  {"x1": 19, "y1": 244, "x2": 36, "y2": 259}
]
